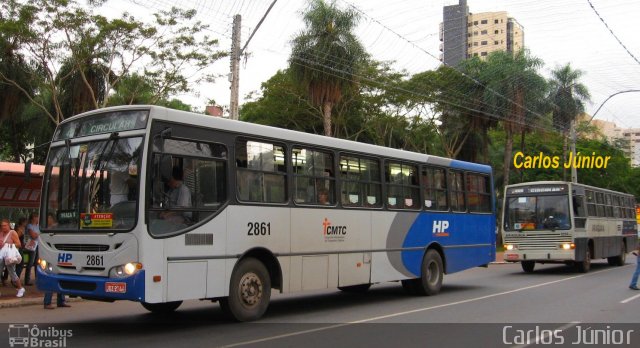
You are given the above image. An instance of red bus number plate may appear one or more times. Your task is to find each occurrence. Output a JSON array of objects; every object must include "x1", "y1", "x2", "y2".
[{"x1": 105, "y1": 282, "x2": 127, "y2": 293}]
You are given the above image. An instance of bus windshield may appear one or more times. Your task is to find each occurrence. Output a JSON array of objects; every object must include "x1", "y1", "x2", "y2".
[
  {"x1": 43, "y1": 136, "x2": 144, "y2": 231},
  {"x1": 505, "y1": 194, "x2": 571, "y2": 231}
]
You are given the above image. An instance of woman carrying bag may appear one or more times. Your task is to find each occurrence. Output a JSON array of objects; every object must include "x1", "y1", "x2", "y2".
[{"x1": 0, "y1": 219, "x2": 26, "y2": 297}]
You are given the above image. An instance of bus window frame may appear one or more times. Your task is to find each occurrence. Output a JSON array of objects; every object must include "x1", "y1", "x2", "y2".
[
  {"x1": 338, "y1": 152, "x2": 384, "y2": 210},
  {"x1": 235, "y1": 137, "x2": 289, "y2": 206}
]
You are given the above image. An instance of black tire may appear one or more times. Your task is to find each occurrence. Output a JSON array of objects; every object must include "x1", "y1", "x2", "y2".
[
  {"x1": 607, "y1": 243, "x2": 626, "y2": 266},
  {"x1": 575, "y1": 248, "x2": 591, "y2": 273},
  {"x1": 221, "y1": 257, "x2": 271, "y2": 322},
  {"x1": 141, "y1": 301, "x2": 182, "y2": 314},
  {"x1": 338, "y1": 284, "x2": 371, "y2": 293},
  {"x1": 414, "y1": 249, "x2": 444, "y2": 296},
  {"x1": 521, "y1": 261, "x2": 535, "y2": 273}
]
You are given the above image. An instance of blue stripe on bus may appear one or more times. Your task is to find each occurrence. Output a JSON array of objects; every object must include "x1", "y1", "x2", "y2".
[
  {"x1": 36, "y1": 268, "x2": 145, "y2": 302},
  {"x1": 401, "y1": 212, "x2": 496, "y2": 276},
  {"x1": 449, "y1": 159, "x2": 492, "y2": 173}
]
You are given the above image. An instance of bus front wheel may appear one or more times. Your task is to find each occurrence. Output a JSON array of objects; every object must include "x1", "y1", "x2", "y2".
[
  {"x1": 521, "y1": 261, "x2": 535, "y2": 273},
  {"x1": 415, "y1": 249, "x2": 443, "y2": 296},
  {"x1": 220, "y1": 257, "x2": 271, "y2": 322},
  {"x1": 141, "y1": 301, "x2": 182, "y2": 314},
  {"x1": 575, "y1": 249, "x2": 591, "y2": 273}
]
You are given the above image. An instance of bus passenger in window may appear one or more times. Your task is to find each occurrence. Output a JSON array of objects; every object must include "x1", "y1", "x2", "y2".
[
  {"x1": 318, "y1": 188, "x2": 330, "y2": 205},
  {"x1": 160, "y1": 167, "x2": 192, "y2": 225}
]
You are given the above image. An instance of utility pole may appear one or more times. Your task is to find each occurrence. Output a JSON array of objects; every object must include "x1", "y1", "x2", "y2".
[
  {"x1": 570, "y1": 118, "x2": 578, "y2": 183},
  {"x1": 229, "y1": 14, "x2": 241, "y2": 120},
  {"x1": 228, "y1": 1, "x2": 278, "y2": 120}
]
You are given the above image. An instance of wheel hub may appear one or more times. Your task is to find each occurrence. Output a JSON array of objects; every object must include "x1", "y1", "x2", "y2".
[{"x1": 239, "y1": 272, "x2": 262, "y2": 306}]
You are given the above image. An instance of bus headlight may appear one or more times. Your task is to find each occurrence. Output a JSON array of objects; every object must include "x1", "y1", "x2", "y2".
[
  {"x1": 505, "y1": 244, "x2": 517, "y2": 251},
  {"x1": 110, "y1": 263, "x2": 143, "y2": 278},
  {"x1": 38, "y1": 259, "x2": 53, "y2": 273},
  {"x1": 561, "y1": 243, "x2": 575, "y2": 250}
]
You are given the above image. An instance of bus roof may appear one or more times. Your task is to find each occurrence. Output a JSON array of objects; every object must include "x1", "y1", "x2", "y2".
[
  {"x1": 60, "y1": 105, "x2": 492, "y2": 175},
  {"x1": 505, "y1": 180, "x2": 635, "y2": 198}
]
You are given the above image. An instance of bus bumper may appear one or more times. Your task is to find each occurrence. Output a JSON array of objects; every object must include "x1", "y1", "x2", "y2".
[
  {"x1": 503, "y1": 250, "x2": 574, "y2": 262},
  {"x1": 36, "y1": 267, "x2": 145, "y2": 302}
]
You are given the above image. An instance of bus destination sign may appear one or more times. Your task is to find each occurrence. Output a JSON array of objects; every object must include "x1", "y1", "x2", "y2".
[
  {"x1": 507, "y1": 185, "x2": 568, "y2": 196},
  {"x1": 55, "y1": 110, "x2": 149, "y2": 140}
]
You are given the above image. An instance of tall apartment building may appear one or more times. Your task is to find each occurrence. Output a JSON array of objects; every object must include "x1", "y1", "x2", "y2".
[
  {"x1": 440, "y1": 0, "x2": 524, "y2": 67},
  {"x1": 583, "y1": 116, "x2": 640, "y2": 167},
  {"x1": 619, "y1": 129, "x2": 640, "y2": 167}
]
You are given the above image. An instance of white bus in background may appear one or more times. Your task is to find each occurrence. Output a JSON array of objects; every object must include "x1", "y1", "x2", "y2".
[
  {"x1": 502, "y1": 181, "x2": 638, "y2": 273},
  {"x1": 36, "y1": 105, "x2": 496, "y2": 321}
]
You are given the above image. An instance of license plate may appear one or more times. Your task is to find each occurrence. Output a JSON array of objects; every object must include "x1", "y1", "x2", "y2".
[
  {"x1": 505, "y1": 254, "x2": 519, "y2": 260},
  {"x1": 105, "y1": 282, "x2": 127, "y2": 293}
]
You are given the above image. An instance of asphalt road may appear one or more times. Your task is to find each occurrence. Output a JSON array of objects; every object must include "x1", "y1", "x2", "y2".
[{"x1": 1, "y1": 260, "x2": 639, "y2": 347}]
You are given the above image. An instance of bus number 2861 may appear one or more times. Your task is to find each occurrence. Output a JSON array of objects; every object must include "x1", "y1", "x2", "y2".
[
  {"x1": 86, "y1": 255, "x2": 104, "y2": 266},
  {"x1": 248, "y1": 222, "x2": 271, "y2": 236}
]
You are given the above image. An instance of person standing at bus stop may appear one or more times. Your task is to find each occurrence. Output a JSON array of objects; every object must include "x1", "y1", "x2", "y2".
[
  {"x1": 630, "y1": 245, "x2": 640, "y2": 290},
  {"x1": 23, "y1": 213, "x2": 40, "y2": 286},
  {"x1": 0, "y1": 219, "x2": 26, "y2": 297}
]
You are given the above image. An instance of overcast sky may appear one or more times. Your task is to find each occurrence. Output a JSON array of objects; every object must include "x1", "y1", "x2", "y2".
[{"x1": 106, "y1": 0, "x2": 640, "y2": 129}]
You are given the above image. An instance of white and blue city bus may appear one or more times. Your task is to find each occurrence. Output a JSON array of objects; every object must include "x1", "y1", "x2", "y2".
[{"x1": 36, "y1": 105, "x2": 495, "y2": 321}]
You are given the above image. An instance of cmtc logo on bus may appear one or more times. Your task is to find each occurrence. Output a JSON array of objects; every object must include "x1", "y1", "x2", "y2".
[
  {"x1": 322, "y1": 218, "x2": 347, "y2": 242},
  {"x1": 432, "y1": 220, "x2": 450, "y2": 237}
]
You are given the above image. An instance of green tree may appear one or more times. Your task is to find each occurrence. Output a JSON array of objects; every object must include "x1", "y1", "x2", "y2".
[
  {"x1": 548, "y1": 63, "x2": 591, "y2": 180},
  {"x1": 240, "y1": 69, "x2": 322, "y2": 134},
  {"x1": 290, "y1": 0, "x2": 366, "y2": 137},
  {"x1": 0, "y1": 0, "x2": 225, "y2": 124},
  {"x1": 482, "y1": 50, "x2": 548, "y2": 188}
]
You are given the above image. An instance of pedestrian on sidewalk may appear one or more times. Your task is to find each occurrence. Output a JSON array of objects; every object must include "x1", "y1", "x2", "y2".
[
  {"x1": 23, "y1": 213, "x2": 41, "y2": 286},
  {"x1": 14, "y1": 217, "x2": 27, "y2": 280},
  {"x1": 0, "y1": 219, "x2": 26, "y2": 297},
  {"x1": 44, "y1": 292, "x2": 71, "y2": 309},
  {"x1": 630, "y1": 245, "x2": 640, "y2": 290}
]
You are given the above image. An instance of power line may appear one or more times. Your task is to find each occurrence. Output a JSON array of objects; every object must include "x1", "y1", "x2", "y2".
[{"x1": 586, "y1": 0, "x2": 640, "y2": 67}]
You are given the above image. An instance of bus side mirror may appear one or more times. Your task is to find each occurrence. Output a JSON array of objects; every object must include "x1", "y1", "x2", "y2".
[
  {"x1": 24, "y1": 160, "x2": 32, "y2": 183},
  {"x1": 160, "y1": 155, "x2": 173, "y2": 181}
]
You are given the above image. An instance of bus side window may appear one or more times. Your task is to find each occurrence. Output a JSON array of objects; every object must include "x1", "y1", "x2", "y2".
[
  {"x1": 573, "y1": 195, "x2": 585, "y2": 217},
  {"x1": 236, "y1": 139, "x2": 287, "y2": 204}
]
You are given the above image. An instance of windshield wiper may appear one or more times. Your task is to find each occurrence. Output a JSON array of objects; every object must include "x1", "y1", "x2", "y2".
[{"x1": 86, "y1": 132, "x2": 120, "y2": 212}]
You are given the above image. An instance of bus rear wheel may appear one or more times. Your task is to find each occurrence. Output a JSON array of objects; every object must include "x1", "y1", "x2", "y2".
[
  {"x1": 607, "y1": 243, "x2": 626, "y2": 266},
  {"x1": 141, "y1": 301, "x2": 182, "y2": 314},
  {"x1": 521, "y1": 261, "x2": 535, "y2": 273},
  {"x1": 220, "y1": 257, "x2": 271, "y2": 322},
  {"x1": 414, "y1": 249, "x2": 443, "y2": 296}
]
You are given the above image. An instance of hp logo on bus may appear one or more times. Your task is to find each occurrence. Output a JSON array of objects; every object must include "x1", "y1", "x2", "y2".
[{"x1": 432, "y1": 220, "x2": 450, "y2": 237}]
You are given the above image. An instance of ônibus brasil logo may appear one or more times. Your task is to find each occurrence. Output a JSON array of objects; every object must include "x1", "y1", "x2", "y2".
[
  {"x1": 322, "y1": 218, "x2": 347, "y2": 242},
  {"x1": 7, "y1": 324, "x2": 73, "y2": 347}
]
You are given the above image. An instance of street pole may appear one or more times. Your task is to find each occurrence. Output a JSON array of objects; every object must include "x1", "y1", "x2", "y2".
[
  {"x1": 229, "y1": 15, "x2": 241, "y2": 120},
  {"x1": 570, "y1": 117, "x2": 578, "y2": 183}
]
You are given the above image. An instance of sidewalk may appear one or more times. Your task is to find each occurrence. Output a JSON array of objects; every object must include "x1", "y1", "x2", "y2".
[{"x1": 0, "y1": 282, "x2": 46, "y2": 308}]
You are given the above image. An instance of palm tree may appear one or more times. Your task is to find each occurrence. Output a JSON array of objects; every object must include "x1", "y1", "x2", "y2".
[
  {"x1": 56, "y1": 58, "x2": 109, "y2": 118},
  {"x1": 482, "y1": 50, "x2": 547, "y2": 187},
  {"x1": 548, "y1": 63, "x2": 590, "y2": 180},
  {"x1": 289, "y1": 0, "x2": 366, "y2": 137}
]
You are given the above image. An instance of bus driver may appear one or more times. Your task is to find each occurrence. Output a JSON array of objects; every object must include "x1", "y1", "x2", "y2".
[{"x1": 159, "y1": 167, "x2": 192, "y2": 226}]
